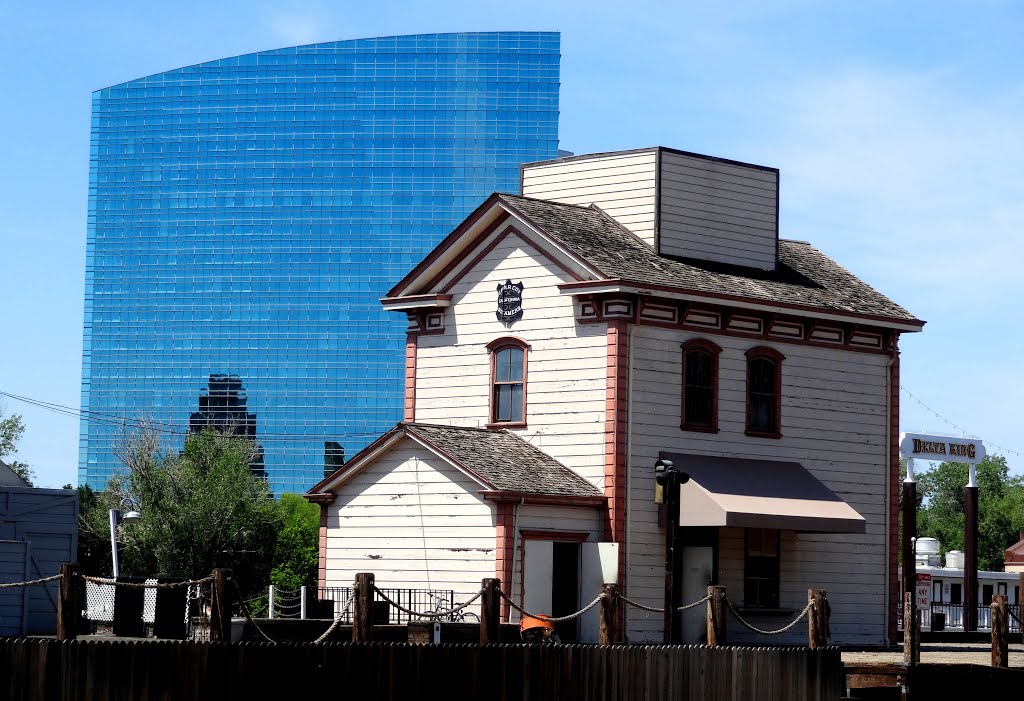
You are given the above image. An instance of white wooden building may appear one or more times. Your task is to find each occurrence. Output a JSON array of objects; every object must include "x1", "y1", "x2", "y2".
[{"x1": 307, "y1": 147, "x2": 924, "y2": 645}]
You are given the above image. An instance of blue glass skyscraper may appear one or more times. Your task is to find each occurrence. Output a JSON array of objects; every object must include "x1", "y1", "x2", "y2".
[{"x1": 81, "y1": 32, "x2": 561, "y2": 493}]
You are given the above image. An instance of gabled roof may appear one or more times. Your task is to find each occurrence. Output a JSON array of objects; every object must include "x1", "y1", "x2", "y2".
[
  {"x1": 501, "y1": 195, "x2": 921, "y2": 325},
  {"x1": 384, "y1": 193, "x2": 923, "y2": 329},
  {"x1": 309, "y1": 423, "x2": 603, "y2": 499}
]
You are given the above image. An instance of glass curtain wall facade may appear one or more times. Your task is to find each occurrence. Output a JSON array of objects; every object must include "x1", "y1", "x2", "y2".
[{"x1": 81, "y1": 32, "x2": 560, "y2": 493}]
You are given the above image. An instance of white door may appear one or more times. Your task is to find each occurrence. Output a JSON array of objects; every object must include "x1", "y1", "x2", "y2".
[
  {"x1": 522, "y1": 540, "x2": 553, "y2": 617},
  {"x1": 681, "y1": 546, "x2": 713, "y2": 644}
]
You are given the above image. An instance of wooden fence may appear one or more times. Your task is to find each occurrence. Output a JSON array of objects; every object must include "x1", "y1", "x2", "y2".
[{"x1": 0, "y1": 638, "x2": 844, "y2": 701}]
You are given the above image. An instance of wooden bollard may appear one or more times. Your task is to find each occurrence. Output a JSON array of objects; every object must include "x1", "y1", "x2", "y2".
[
  {"x1": 808, "y1": 589, "x2": 828, "y2": 650},
  {"x1": 706, "y1": 586, "x2": 726, "y2": 647},
  {"x1": 353, "y1": 572, "x2": 375, "y2": 642},
  {"x1": 56, "y1": 563, "x2": 79, "y2": 642},
  {"x1": 210, "y1": 568, "x2": 232, "y2": 641},
  {"x1": 480, "y1": 578, "x2": 500, "y2": 644},
  {"x1": 902, "y1": 591, "x2": 920, "y2": 664},
  {"x1": 599, "y1": 583, "x2": 621, "y2": 645},
  {"x1": 992, "y1": 595, "x2": 1009, "y2": 668}
]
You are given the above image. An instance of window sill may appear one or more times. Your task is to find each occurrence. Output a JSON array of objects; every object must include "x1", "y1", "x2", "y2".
[
  {"x1": 487, "y1": 421, "x2": 527, "y2": 430},
  {"x1": 745, "y1": 429, "x2": 782, "y2": 440},
  {"x1": 681, "y1": 425, "x2": 719, "y2": 434}
]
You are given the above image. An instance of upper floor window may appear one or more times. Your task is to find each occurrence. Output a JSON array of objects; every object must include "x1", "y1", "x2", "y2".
[
  {"x1": 745, "y1": 347, "x2": 784, "y2": 438},
  {"x1": 680, "y1": 339, "x2": 721, "y2": 432},
  {"x1": 487, "y1": 337, "x2": 528, "y2": 427}
]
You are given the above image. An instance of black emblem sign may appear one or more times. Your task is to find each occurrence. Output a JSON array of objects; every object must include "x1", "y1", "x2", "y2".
[{"x1": 496, "y1": 280, "x2": 524, "y2": 327}]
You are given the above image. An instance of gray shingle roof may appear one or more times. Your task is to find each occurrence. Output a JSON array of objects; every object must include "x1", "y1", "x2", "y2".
[
  {"x1": 404, "y1": 423, "x2": 602, "y2": 497},
  {"x1": 499, "y1": 194, "x2": 919, "y2": 323}
]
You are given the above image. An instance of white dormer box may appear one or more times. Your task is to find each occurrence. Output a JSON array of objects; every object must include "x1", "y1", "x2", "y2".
[{"x1": 521, "y1": 147, "x2": 779, "y2": 271}]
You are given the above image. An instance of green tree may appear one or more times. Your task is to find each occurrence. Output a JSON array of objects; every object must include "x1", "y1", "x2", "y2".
[
  {"x1": 914, "y1": 455, "x2": 1022, "y2": 570},
  {"x1": 0, "y1": 403, "x2": 34, "y2": 486},
  {"x1": 102, "y1": 427, "x2": 283, "y2": 599},
  {"x1": 270, "y1": 493, "x2": 320, "y2": 591}
]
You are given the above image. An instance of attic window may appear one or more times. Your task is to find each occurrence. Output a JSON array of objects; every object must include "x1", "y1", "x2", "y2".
[{"x1": 487, "y1": 337, "x2": 529, "y2": 428}]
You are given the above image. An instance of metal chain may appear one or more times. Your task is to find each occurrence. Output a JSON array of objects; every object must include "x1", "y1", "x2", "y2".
[
  {"x1": 0, "y1": 574, "x2": 61, "y2": 588},
  {"x1": 498, "y1": 590, "x2": 605, "y2": 623},
  {"x1": 237, "y1": 595, "x2": 277, "y2": 644},
  {"x1": 312, "y1": 595, "x2": 355, "y2": 644},
  {"x1": 82, "y1": 574, "x2": 215, "y2": 589},
  {"x1": 372, "y1": 587, "x2": 485, "y2": 619},
  {"x1": 723, "y1": 595, "x2": 814, "y2": 636}
]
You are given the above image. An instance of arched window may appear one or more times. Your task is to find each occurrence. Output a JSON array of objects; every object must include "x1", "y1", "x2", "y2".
[
  {"x1": 487, "y1": 337, "x2": 529, "y2": 427},
  {"x1": 745, "y1": 347, "x2": 785, "y2": 438},
  {"x1": 680, "y1": 339, "x2": 721, "y2": 432}
]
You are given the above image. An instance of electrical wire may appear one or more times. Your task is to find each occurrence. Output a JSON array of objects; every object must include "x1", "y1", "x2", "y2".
[{"x1": 900, "y1": 385, "x2": 1022, "y2": 458}]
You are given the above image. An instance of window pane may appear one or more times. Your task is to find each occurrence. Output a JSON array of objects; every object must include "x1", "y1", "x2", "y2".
[
  {"x1": 495, "y1": 348, "x2": 510, "y2": 382},
  {"x1": 509, "y1": 347, "x2": 524, "y2": 381},
  {"x1": 685, "y1": 387, "x2": 712, "y2": 425},
  {"x1": 686, "y1": 351, "x2": 711, "y2": 387},
  {"x1": 750, "y1": 396, "x2": 774, "y2": 431},
  {"x1": 495, "y1": 385, "x2": 511, "y2": 421},
  {"x1": 510, "y1": 384, "x2": 523, "y2": 422},
  {"x1": 750, "y1": 359, "x2": 775, "y2": 393}
]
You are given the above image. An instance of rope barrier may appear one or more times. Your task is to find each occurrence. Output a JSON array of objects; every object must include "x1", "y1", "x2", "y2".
[
  {"x1": 372, "y1": 587, "x2": 485, "y2": 619},
  {"x1": 237, "y1": 595, "x2": 277, "y2": 645},
  {"x1": 0, "y1": 574, "x2": 61, "y2": 589},
  {"x1": 616, "y1": 593, "x2": 710, "y2": 614},
  {"x1": 312, "y1": 594, "x2": 355, "y2": 644},
  {"x1": 722, "y1": 596, "x2": 814, "y2": 636},
  {"x1": 82, "y1": 575, "x2": 215, "y2": 589},
  {"x1": 498, "y1": 590, "x2": 605, "y2": 623},
  {"x1": 678, "y1": 595, "x2": 712, "y2": 612}
]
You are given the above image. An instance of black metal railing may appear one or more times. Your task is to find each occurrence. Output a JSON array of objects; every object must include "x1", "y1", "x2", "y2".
[
  {"x1": 316, "y1": 586, "x2": 456, "y2": 624},
  {"x1": 897, "y1": 603, "x2": 1023, "y2": 632}
]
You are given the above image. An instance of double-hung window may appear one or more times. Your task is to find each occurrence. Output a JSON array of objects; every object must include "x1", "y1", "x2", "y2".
[
  {"x1": 487, "y1": 337, "x2": 528, "y2": 427},
  {"x1": 745, "y1": 347, "x2": 784, "y2": 438},
  {"x1": 680, "y1": 339, "x2": 721, "y2": 432}
]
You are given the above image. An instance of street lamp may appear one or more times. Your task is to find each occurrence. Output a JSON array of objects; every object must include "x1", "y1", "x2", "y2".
[
  {"x1": 109, "y1": 503, "x2": 142, "y2": 578},
  {"x1": 655, "y1": 458, "x2": 690, "y2": 644}
]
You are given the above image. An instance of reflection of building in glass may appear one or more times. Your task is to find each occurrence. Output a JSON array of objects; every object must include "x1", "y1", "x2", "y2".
[
  {"x1": 324, "y1": 442, "x2": 345, "y2": 479},
  {"x1": 79, "y1": 32, "x2": 561, "y2": 493},
  {"x1": 188, "y1": 374, "x2": 266, "y2": 479}
]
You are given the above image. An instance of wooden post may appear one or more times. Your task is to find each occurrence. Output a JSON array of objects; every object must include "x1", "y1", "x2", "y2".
[
  {"x1": 706, "y1": 586, "x2": 727, "y2": 647},
  {"x1": 992, "y1": 595, "x2": 1009, "y2": 668},
  {"x1": 599, "y1": 583, "x2": 621, "y2": 645},
  {"x1": 210, "y1": 568, "x2": 232, "y2": 641},
  {"x1": 662, "y1": 468, "x2": 681, "y2": 644},
  {"x1": 903, "y1": 591, "x2": 920, "y2": 664},
  {"x1": 964, "y1": 484, "x2": 979, "y2": 632},
  {"x1": 808, "y1": 589, "x2": 828, "y2": 650},
  {"x1": 480, "y1": 578, "x2": 500, "y2": 644},
  {"x1": 56, "y1": 563, "x2": 78, "y2": 642},
  {"x1": 353, "y1": 572, "x2": 374, "y2": 642}
]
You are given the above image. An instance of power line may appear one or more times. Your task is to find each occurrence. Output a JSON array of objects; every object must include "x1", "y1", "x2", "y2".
[
  {"x1": 0, "y1": 389, "x2": 390, "y2": 443},
  {"x1": 899, "y1": 385, "x2": 1023, "y2": 458}
]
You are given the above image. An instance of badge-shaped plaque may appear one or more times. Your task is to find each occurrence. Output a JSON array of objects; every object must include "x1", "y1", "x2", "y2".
[{"x1": 496, "y1": 280, "x2": 524, "y2": 327}]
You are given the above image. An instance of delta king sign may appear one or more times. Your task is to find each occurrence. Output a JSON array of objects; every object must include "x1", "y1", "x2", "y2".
[{"x1": 899, "y1": 432, "x2": 986, "y2": 465}]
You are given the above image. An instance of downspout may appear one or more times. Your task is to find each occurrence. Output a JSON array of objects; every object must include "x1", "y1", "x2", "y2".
[
  {"x1": 885, "y1": 336, "x2": 900, "y2": 645},
  {"x1": 624, "y1": 322, "x2": 636, "y2": 642}
]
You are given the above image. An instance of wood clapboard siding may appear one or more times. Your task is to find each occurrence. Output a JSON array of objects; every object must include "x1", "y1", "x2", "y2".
[
  {"x1": 415, "y1": 226, "x2": 608, "y2": 488},
  {"x1": 658, "y1": 150, "x2": 778, "y2": 270},
  {"x1": 521, "y1": 151, "x2": 659, "y2": 247},
  {"x1": 624, "y1": 325, "x2": 889, "y2": 645},
  {"x1": 324, "y1": 441, "x2": 495, "y2": 603}
]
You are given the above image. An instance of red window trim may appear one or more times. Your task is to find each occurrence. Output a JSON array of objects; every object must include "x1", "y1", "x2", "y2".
[
  {"x1": 680, "y1": 338, "x2": 722, "y2": 433},
  {"x1": 487, "y1": 337, "x2": 530, "y2": 428},
  {"x1": 745, "y1": 346, "x2": 785, "y2": 439}
]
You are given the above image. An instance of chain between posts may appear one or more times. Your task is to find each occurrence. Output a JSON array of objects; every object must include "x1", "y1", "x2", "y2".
[
  {"x1": 81, "y1": 574, "x2": 215, "y2": 589},
  {"x1": 722, "y1": 595, "x2": 814, "y2": 636},
  {"x1": 0, "y1": 574, "x2": 61, "y2": 588},
  {"x1": 372, "y1": 586, "x2": 485, "y2": 619},
  {"x1": 498, "y1": 589, "x2": 606, "y2": 623}
]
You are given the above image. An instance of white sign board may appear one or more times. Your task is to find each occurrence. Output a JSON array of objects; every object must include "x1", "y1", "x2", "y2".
[
  {"x1": 900, "y1": 432, "x2": 986, "y2": 464},
  {"x1": 916, "y1": 573, "x2": 931, "y2": 608}
]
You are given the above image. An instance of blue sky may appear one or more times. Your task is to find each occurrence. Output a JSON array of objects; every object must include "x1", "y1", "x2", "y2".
[{"x1": 1, "y1": 1, "x2": 1021, "y2": 488}]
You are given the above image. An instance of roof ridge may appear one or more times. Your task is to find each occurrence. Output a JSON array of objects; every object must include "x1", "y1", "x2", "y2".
[
  {"x1": 497, "y1": 192, "x2": 610, "y2": 214},
  {"x1": 405, "y1": 421, "x2": 500, "y2": 433}
]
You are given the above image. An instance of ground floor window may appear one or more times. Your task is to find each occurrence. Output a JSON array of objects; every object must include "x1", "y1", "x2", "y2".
[
  {"x1": 950, "y1": 583, "x2": 962, "y2": 605},
  {"x1": 744, "y1": 528, "x2": 780, "y2": 608}
]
